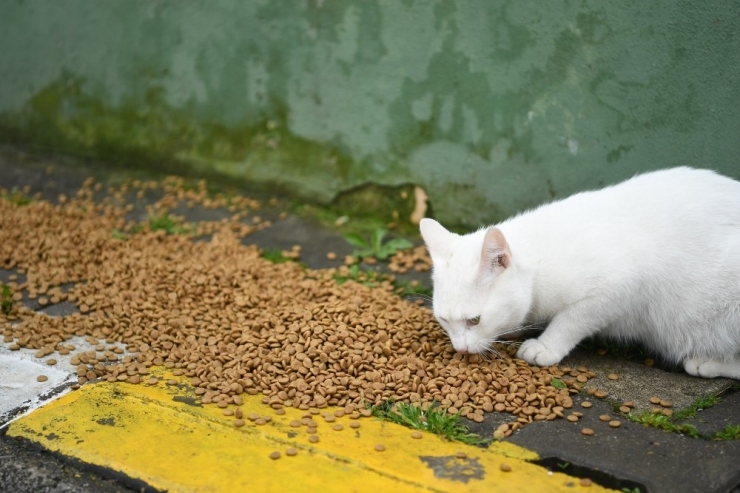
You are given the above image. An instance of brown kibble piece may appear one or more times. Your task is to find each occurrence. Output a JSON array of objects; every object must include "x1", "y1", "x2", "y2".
[
  {"x1": 619, "y1": 406, "x2": 631, "y2": 413},
  {"x1": 566, "y1": 415, "x2": 579, "y2": 422},
  {"x1": 456, "y1": 451, "x2": 467, "y2": 459},
  {"x1": 350, "y1": 421, "x2": 360, "y2": 429},
  {"x1": 580, "y1": 401, "x2": 593, "y2": 408},
  {"x1": 46, "y1": 359, "x2": 57, "y2": 366},
  {"x1": 36, "y1": 375, "x2": 48, "y2": 382},
  {"x1": 608, "y1": 420, "x2": 621, "y2": 428},
  {"x1": 580, "y1": 478, "x2": 592, "y2": 487},
  {"x1": 607, "y1": 373, "x2": 619, "y2": 381},
  {"x1": 269, "y1": 451, "x2": 280, "y2": 460},
  {"x1": 594, "y1": 390, "x2": 607, "y2": 399},
  {"x1": 599, "y1": 414, "x2": 611, "y2": 422},
  {"x1": 285, "y1": 447, "x2": 298, "y2": 456},
  {"x1": 332, "y1": 424, "x2": 343, "y2": 431},
  {"x1": 308, "y1": 435, "x2": 319, "y2": 443},
  {"x1": 374, "y1": 444, "x2": 385, "y2": 452},
  {"x1": 411, "y1": 431, "x2": 422, "y2": 439},
  {"x1": 660, "y1": 400, "x2": 672, "y2": 408},
  {"x1": 581, "y1": 428, "x2": 595, "y2": 436},
  {"x1": 500, "y1": 463, "x2": 512, "y2": 472},
  {"x1": 234, "y1": 419, "x2": 245, "y2": 427},
  {"x1": 650, "y1": 396, "x2": 661, "y2": 405}
]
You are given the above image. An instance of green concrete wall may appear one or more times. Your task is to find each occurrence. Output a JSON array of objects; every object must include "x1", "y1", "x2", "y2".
[{"x1": 1, "y1": 1, "x2": 739, "y2": 227}]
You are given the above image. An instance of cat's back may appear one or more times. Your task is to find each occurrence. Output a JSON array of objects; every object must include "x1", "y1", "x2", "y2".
[{"x1": 505, "y1": 167, "x2": 740, "y2": 238}]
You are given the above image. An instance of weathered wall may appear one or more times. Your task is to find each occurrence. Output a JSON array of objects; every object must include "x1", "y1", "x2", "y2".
[{"x1": 1, "y1": 1, "x2": 738, "y2": 227}]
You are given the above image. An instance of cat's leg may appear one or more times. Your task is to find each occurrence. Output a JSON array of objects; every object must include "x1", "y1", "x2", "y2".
[
  {"x1": 517, "y1": 298, "x2": 610, "y2": 367},
  {"x1": 684, "y1": 357, "x2": 740, "y2": 380}
]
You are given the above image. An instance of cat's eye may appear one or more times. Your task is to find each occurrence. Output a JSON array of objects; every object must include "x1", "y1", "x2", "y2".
[{"x1": 466, "y1": 316, "x2": 480, "y2": 327}]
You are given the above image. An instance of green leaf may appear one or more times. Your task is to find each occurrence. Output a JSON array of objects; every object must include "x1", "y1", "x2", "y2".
[
  {"x1": 551, "y1": 378, "x2": 566, "y2": 390},
  {"x1": 343, "y1": 232, "x2": 370, "y2": 249}
]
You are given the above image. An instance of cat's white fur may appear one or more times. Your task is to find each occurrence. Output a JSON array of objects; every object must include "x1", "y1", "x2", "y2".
[{"x1": 420, "y1": 167, "x2": 740, "y2": 379}]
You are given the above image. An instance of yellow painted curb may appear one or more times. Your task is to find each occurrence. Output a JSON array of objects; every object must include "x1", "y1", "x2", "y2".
[{"x1": 7, "y1": 369, "x2": 613, "y2": 493}]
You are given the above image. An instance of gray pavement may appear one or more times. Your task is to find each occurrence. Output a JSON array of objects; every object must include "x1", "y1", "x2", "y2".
[{"x1": 2, "y1": 146, "x2": 740, "y2": 493}]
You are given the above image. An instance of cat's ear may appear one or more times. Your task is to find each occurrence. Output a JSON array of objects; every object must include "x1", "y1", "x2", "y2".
[
  {"x1": 479, "y1": 227, "x2": 511, "y2": 276},
  {"x1": 420, "y1": 218, "x2": 455, "y2": 259}
]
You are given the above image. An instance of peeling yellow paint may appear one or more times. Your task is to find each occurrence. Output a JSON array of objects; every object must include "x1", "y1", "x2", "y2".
[{"x1": 8, "y1": 369, "x2": 615, "y2": 492}]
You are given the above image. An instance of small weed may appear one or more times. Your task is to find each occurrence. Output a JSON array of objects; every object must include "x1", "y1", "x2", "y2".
[
  {"x1": 148, "y1": 214, "x2": 194, "y2": 235},
  {"x1": 1, "y1": 187, "x2": 32, "y2": 206},
  {"x1": 628, "y1": 410, "x2": 699, "y2": 438},
  {"x1": 551, "y1": 378, "x2": 566, "y2": 390},
  {"x1": 622, "y1": 488, "x2": 641, "y2": 493},
  {"x1": 333, "y1": 264, "x2": 386, "y2": 287},
  {"x1": 394, "y1": 279, "x2": 433, "y2": 298},
  {"x1": 344, "y1": 228, "x2": 413, "y2": 261},
  {"x1": 112, "y1": 229, "x2": 128, "y2": 241},
  {"x1": 261, "y1": 248, "x2": 292, "y2": 264},
  {"x1": 672, "y1": 395, "x2": 721, "y2": 420},
  {"x1": 557, "y1": 461, "x2": 570, "y2": 470},
  {"x1": 371, "y1": 400, "x2": 488, "y2": 446},
  {"x1": 713, "y1": 425, "x2": 740, "y2": 440},
  {"x1": 1, "y1": 284, "x2": 13, "y2": 315}
]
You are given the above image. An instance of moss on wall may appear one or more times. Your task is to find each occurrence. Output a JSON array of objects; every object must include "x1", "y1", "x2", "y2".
[{"x1": 1, "y1": 1, "x2": 739, "y2": 228}]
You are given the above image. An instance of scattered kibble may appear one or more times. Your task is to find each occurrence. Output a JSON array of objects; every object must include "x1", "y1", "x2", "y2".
[
  {"x1": 581, "y1": 428, "x2": 595, "y2": 436},
  {"x1": 411, "y1": 431, "x2": 422, "y2": 439},
  {"x1": 594, "y1": 390, "x2": 607, "y2": 399},
  {"x1": 567, "y1": 415, "x2": 579, "y2": 422},
  {"x1": 374, "y1": 444, "x2": 386, "y2": 452},
  {"x1": 619, "y1": 406, "x2": 631, "y2": 414},
  {"x1": 580, "y1": 401, "x2": 593, "y2": 409},
  {"x1": 350, "y1": 421, "x2": 360, "y2": 429},
  {"x1": 456, "y1": 451, "x2": 467, "y2": 459},
  {"x1": 308, "y1": 435, "x2": 319, "y2": 443},
  {"x1": 599, "y1": 414, "x2": 611, "y2": 422},
  {"x1": 607, "y1": 373, "x2": 619, "y2": 381},
  {"x1": 269, "y1": 451, "x2": 281, "y2": 460},
  {"x1": 285, "y1": 447, "x2": 298, "y2": 457},
  {"x1": 649, "y1": 396, "x2": 661, "y2": 405},
  {"x1": 580, "y1": 478, "x2": 592, "y2": 487},
  {"x1": 500, "y1": 463, "x2": 512, "y2": 472},
  {"x1": 608, "y1": 420, "x2": 621, "y2": 428},
  {"x1": 660, "y1": 400, "x2": 672, "y2": 408},
  {"x1": 46, "y1": 359, "x2": 57, "y2": 366},
  {"x1": 0, "y1": 174, "x2": 596, "y2": 432},
  {"x1": 332, "y1": 424, "x2": 343, "y2": 431},
  {"x1": 234, "y1": 419, "x2": 245, "y2": 427},
  {"x1": 36, "y1": 375, "x2": 48, "y2": 382}
]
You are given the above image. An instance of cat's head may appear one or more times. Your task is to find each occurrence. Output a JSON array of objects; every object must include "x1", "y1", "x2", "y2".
[{"x1": 420, "y1": 218, "x2": 531, "y2": 354}]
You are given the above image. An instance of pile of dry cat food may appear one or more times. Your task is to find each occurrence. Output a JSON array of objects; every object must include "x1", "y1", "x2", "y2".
[{"x1": 0, "y1": 176, "x2": 591, "y2": 435}]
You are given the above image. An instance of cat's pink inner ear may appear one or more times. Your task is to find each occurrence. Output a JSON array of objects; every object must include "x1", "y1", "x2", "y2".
[{"x1": 480, "y1": 227, "x2": 511, "y2": 272}]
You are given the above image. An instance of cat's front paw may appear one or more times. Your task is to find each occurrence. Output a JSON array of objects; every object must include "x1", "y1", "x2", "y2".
[
  {"x1": 684, "y1": 357, "x2": 723, "y2": 378},
  {"x1": 517, "y1": 339, "x2": 563, "y2": 367}
]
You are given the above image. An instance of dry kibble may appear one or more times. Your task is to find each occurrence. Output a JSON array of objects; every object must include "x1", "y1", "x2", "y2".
[
  {"x1": 660, "y1": 400, "x2": 672, "y2": 408},
  {"x1": 234, "y1": 419, "x2": 245, "y2": 427},
  {"x1": 456, "y1": 451, "x2": 467, "y2": 459},
  {"x1": 649, "y1": 396, "x2": 661, "y2": 405},
  {"x1": 374, "y1": 444, "x2": 386, "y2": 452},
  {"x1": 599, "y1": 414, "x2": 611, "y2": 422},
  {"x1": 580, "y1": 401, "x2": 593, "y2": 409},
  {"x1": 0, "y1": 173, "x2": 598, "y2": 434},
  {"x1": 619, "y1": 406, "x2": 631, "y2": 414},
  {"x1": 285, "y1": 448, "x2": 298, "y2": 457},
  {"x1": 36, "y1": 375, "x2": 48, "y2": 382},
  {"x1": 581, "y1": 428, "x2": 595, "y2": 436},
  {"x1": 350, "y1": 421, "x2": 360, "y2": 429},
  {"x1": 332, "y1": 424, "x2": 343, "y2": 431},
  {"x1": 594, "y1": 390, "x2": 607, "y2": 399},
  {"x1": 46, "y1": 359, "x2": 57, "y2": 366},
  {"x1": 608, "y1": 420, "x2": 621, "y2": 428},
  {"x1": 580, "y1": 478, "x2": 592, "y2": 487},
  {"x1": 308, "y1": 435, "x2": 319, "y2": 443},
  {"x1": 290, "y1": 420, "x2": 302, "y2": 428},
  {"x1": 607, "y1": 373, "x2": 619, "y2": 381},
  {"x1": 411, "y1": 431, "x2": 422, "y2": 439},
  {"x1": 269, "y1": 451, "x2": 280, "y2": 460},
  {"x1": 566, "y1": 415, "x2": 579, "y2": 423},
  {"x1": 500, "y1": 463, "x2": 512, "y2": 472},
  {"x1": 255, "y1": 418, "x2": 267, "y2": 425}
]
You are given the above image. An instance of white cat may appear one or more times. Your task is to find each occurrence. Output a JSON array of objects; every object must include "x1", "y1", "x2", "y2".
[{"x1": 420, "y1": 167, "x2": 740, "y2": 379}]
